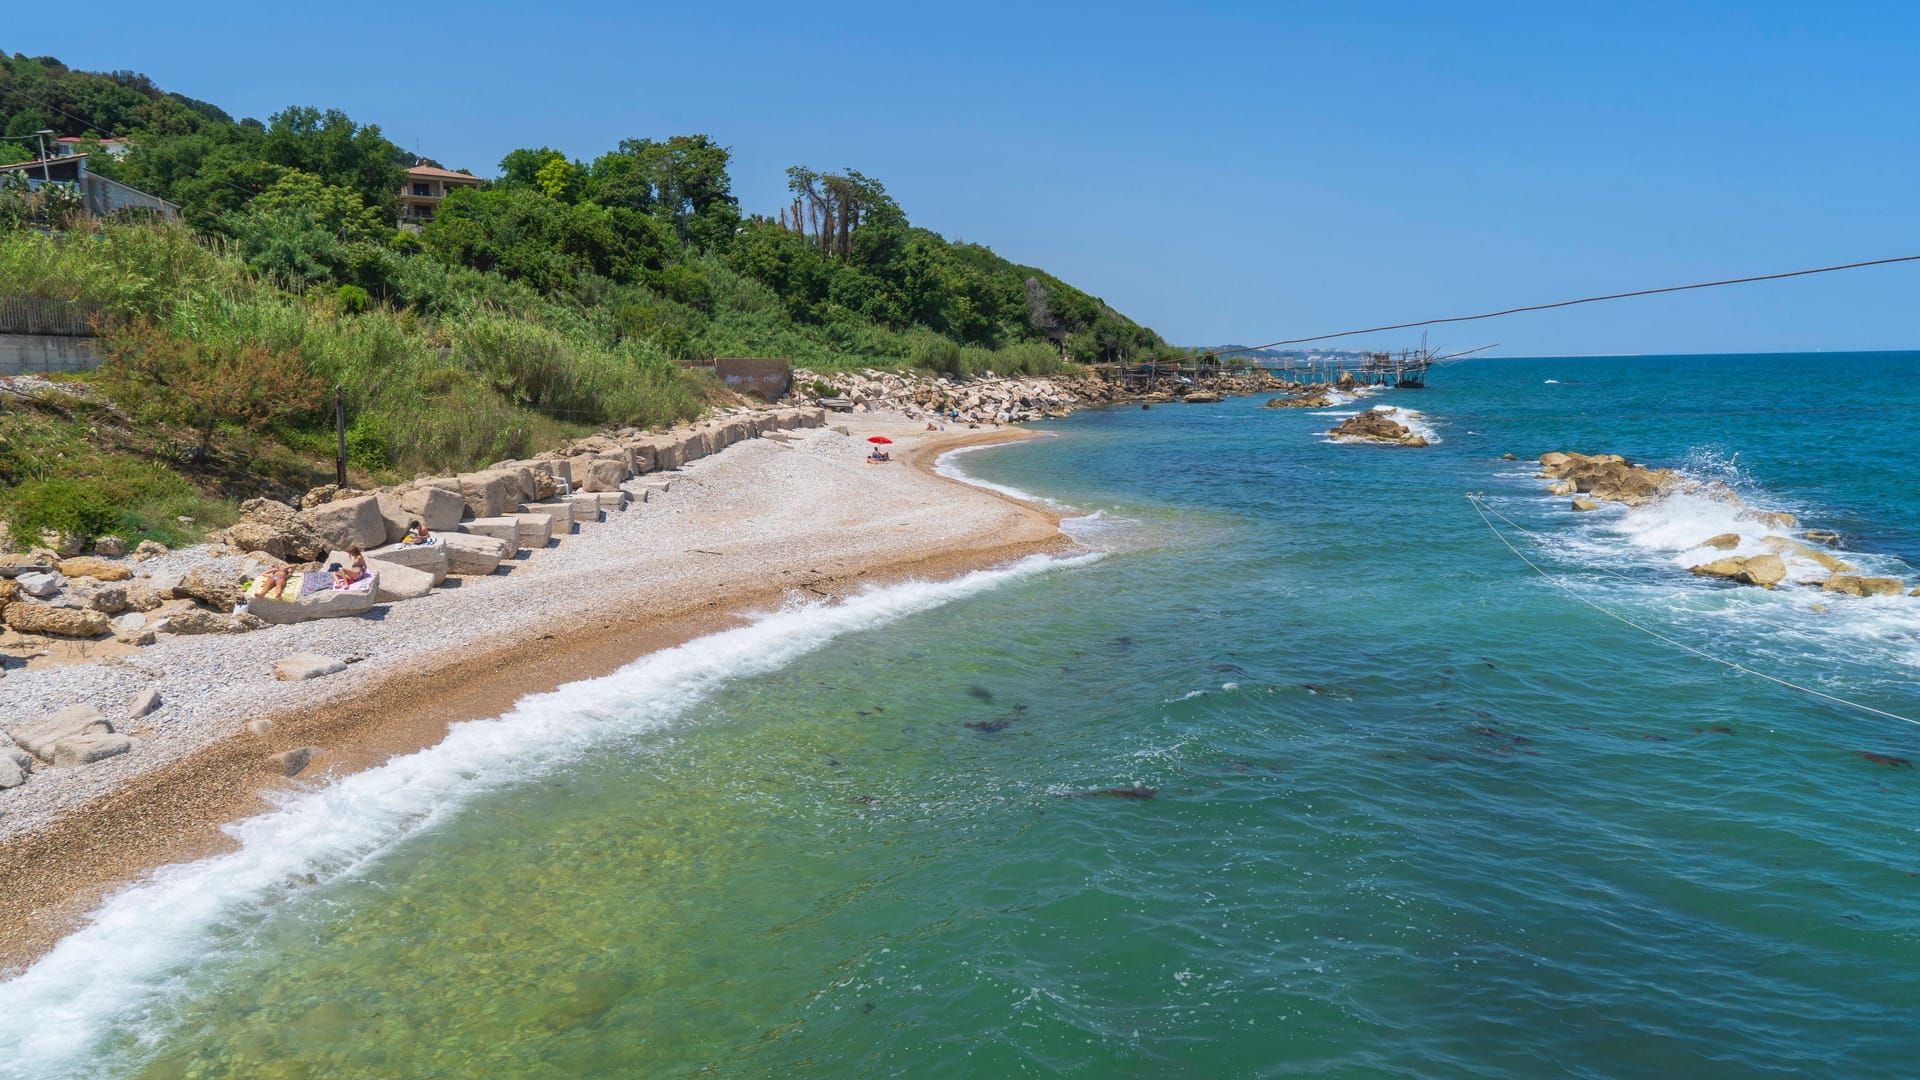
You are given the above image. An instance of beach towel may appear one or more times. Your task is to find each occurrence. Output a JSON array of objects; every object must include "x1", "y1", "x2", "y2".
[
  {"x1": 400, "y1": 535, "x2": 443, "y2": 548},
  {"x1": 332, "y1": 573, "x2": 374, "y2": 594}
]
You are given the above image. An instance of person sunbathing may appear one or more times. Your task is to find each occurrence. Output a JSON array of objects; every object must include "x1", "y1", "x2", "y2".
[
  {"x1": 334, "y1": 545, "x2": 368, "y2": 587},
  {"x1": 401, "y1": 520, "x2": 431, "y2": 545},
  {"x1": 258, "y1": 564, "x2": 292, "y2": 600}
]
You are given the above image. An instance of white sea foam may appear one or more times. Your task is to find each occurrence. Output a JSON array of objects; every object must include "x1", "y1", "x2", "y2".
[
  {"x1": 934, "y1": 443, "x2": 1067, "y2": 509},
  {"x1": 1376, "y1": 405, "x2": 1442, "y2": 445},
  {"x1": 0, "y1": 553, "x2": 1097, "y2": 1078}
]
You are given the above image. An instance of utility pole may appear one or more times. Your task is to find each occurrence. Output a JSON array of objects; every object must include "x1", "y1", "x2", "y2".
[
  {"x1": 34, "y1": 129, "x2": 54, "y2": 185},
  {"x1": 334, "y1": 386, "x2": 348, "y2": 487}
]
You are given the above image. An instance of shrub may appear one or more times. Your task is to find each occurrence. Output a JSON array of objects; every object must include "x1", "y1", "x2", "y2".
[
  {"x1": 94, "y1": 317, "x2": 330, "y2": 461},
  {"x1": 0, "y1": 478, "x2": 124, "y2": 547},
  {"x1": 336, "y1": 283, "x2": 370, "y2": 313}
]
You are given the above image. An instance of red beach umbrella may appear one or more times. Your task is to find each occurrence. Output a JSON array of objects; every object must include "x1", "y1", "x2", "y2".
[{"x1": 868, "y1": 436, "x2": 893, "y2": 444}]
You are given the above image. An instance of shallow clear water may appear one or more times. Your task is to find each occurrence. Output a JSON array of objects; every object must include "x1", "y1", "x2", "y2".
[{"x1": 6, "y1": 353, "x2": 1920, "y2": 1078}]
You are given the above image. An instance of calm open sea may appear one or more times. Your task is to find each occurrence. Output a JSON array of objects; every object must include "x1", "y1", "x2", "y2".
[{"x1": 4, "y1": 353, "x2": 1918, "y2": 1078}]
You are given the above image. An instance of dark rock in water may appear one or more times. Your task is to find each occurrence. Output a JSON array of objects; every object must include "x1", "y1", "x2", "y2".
[
  {"x1": 1061, "y1": 785, "x2": 1157, "y2": 800},
  {"x1": 965, "y1": 685, "x2": 995, "y2": 702},
  {"x1": 1855, "y1": 751, "x2": 1913, "y2": 768},
  {"x1": 965, "y1": 719, "x2": 1012, "y2": 733},
  {"x1": 848, "y1": 795, "x2": 882, "y2": 805}
]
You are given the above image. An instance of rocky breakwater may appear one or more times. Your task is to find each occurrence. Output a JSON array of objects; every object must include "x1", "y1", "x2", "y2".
[
  {"x1": 1326, "y1": 407, "x2": 1429, "y2": 447},
  {"x1": 1535, "y1": 450, "x2": 1912, "y2": 596},
  {"x1": 789, "y1": 365, "x2": 1288, "y2": 425}
]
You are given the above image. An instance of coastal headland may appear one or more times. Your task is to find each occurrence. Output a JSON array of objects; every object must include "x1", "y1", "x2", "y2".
[{"x1": 0, "y1": 408, "x2": 1065, "y2": 974}]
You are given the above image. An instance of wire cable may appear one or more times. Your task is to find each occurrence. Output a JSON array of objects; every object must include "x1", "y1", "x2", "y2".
[
  {"x1": 1190, "y1": 255, "x2": 1920, "y2": 362},
  {"x1": 1464, "y1": 492, "x2": 1920, "y2": 730}
]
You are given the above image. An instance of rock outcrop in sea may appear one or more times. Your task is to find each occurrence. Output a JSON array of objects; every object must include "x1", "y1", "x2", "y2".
[{"x1": 1327, "y1": 408, "x2": 1429, "y2": 447}]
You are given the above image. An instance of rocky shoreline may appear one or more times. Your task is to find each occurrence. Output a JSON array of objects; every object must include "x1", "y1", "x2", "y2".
[{"x1": 789, "y1": 364, "x2": 1298, "y2": 425}]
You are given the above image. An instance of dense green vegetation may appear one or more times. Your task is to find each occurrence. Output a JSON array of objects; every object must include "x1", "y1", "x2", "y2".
[{"x1": 0, "y1": 48, "x2": 1168, "y2": 547}]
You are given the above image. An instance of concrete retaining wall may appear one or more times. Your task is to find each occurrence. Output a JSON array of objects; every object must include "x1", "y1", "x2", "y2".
[{"x1": 0, "y1": 334, "x2": 98, "y2": 375}]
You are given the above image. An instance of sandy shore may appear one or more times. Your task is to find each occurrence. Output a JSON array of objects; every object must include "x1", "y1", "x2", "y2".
[{"x1": 0, "y1": 415, "x2": 1066, "y2": 973}]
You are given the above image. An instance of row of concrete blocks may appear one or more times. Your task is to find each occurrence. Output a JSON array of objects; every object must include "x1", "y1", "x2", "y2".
[{"x1": 248, "y1": 485, "x2": 670, "y2": 625}]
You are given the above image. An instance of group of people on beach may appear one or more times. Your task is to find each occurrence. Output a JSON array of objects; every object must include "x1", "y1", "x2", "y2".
[{"x1": 250, "y1": 520, "x2": 436, "y2": 600}]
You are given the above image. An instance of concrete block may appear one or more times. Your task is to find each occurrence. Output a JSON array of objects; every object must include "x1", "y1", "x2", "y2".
[
  {"x1": 463, "y1": 517, "x2": 523, "y2": 548},
  {"x1": 524, "y1": 502, "x2": 576, "y2": 532},
  {"x1": 513, "y1": 513, "x2": 554, "y2": 549},
  {"x1": 456, "y1": 471, "x2": 516, "y2": 519},
  {"x1": 365, "y1": 558, "x2": 436, "y2": 602},
  {"x1": 366, "y1": 541, "x2": 450, "y2": 585},
  {"x1": 439, "y1": 532, "x2": 510, "y2": 576}
]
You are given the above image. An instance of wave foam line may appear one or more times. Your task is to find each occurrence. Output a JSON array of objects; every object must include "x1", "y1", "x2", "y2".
[
  {"x1": 0, "y1": 552, "x2": 1098, "y2": 1077},
  {"x1": 933, "y1": 443, "x2": 1068, "y2": 509}
]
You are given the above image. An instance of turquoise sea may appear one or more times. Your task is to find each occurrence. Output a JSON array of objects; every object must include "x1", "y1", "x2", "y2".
[{"x1": 4, "y1": 352, "x2": 1919, "y2": 1078}]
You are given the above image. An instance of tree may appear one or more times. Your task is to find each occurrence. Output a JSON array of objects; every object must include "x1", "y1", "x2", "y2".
[
  {"x1": 248, "y1": 169, "x2": 387, "y2": 241},
  {"x1": 94, "y1": 318, "x2": 328, "y2": 462},
  {"x1": 260, "y1": 106, "x2": 404, "y2": 219}
]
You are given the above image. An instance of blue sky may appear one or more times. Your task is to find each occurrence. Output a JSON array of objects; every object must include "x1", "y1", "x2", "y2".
[{"x1": 8, "y1": 2, "x2": 1917, "y2": 354}]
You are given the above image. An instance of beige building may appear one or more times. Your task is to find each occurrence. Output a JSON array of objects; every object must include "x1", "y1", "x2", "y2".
[{"x1": 398, "y1": 165, "x2": 483, "y2": 227}]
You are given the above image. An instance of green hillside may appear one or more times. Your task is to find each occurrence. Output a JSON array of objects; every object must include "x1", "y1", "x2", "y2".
[{"x1": 0, "y1": 48, "x2": 1169, "y2": 549}]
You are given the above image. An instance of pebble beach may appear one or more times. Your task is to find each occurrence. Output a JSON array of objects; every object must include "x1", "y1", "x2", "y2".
[{"x1": 0, "y1": 414, "x2": 1063, "y2": 970}]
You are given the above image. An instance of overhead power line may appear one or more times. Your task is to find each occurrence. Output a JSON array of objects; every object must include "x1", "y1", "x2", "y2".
[{"x1": 1196, "y1": 254, "x2": 1920, "y2": 360}]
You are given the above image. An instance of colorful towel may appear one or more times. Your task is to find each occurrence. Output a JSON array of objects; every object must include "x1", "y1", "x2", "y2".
[
  {"x1": 297, "y1": 571, "x2": 334, "y2": 599},
  {"x1": 332, "y1": 573, "x2": 374, "y2": 594}
]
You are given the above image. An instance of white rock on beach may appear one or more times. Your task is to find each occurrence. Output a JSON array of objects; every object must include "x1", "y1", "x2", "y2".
[
  {"x1": 0, "y1": 754, "x2": 25, "y2": 789},
  {"x1": 274, "y1": 653, "x2": 347, "y2": 681},
  {"x1": 52, "y1": 733, "x2": 133, "y2": 767},
  {"x1": 9, "y1": 704, "x2": 113, "y2": 761},
  {"x1": 128, "y1": 688, "x2": 163, "y2": 720},
  {"x1": 365, "y1": 559, "x2": 435, "y2": 602}
]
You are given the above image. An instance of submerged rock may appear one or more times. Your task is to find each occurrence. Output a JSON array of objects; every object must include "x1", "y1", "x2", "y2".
[{"x1": 1820, "y1": 574, "x2": 1904, "y2": 598}]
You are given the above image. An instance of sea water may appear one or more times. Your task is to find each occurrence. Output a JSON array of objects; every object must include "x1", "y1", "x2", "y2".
[{"x1": 4, "y1": 352, "x2": 1918, "y2": 1078}]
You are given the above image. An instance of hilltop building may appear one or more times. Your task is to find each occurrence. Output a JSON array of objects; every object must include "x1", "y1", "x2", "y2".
[
  {"x1": 398, "y1": 166, "x2": 482, "y2": 228},
  {"x1": 0, "y1": 154, "x2": 179, "y2": 219}
]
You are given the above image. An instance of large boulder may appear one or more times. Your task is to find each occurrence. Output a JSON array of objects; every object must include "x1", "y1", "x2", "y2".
[
  {"x1": 399, "y1": 485, "x2": 468, "y2": 531},
  {"x1": 365, "y1": 558, "x2": 435, "y2": 602},
  {"x1": 57, "y1": 557, "x2": 131, "y2": 582},
  {"x1": 176, "y1": 566, "x2": 244, "y2": 611},
  {"x1": 228, "y1": 499, "x2": 328, "y2": 562},
  {"x1": 17, "y1": 571, "x2": 62, "y2": 598},
  {"x1": 457, "y1": 471, "x2": 519, "y2": 520},
  {"x1": 9, "y1": 704, "x2": 112, "y2": 761},
  {"x1": 1688, "y1": 554, "x2": 1787, "y2": 589},
  {"x1": 1700, "y1": 533, "x2": 1741, "y2": 550},
  {"x1": 247, "y1": 575, "x2": 379, "y2": 625},
  {"x1": 367, "y1": 541, "x2": 449, "y2": 584},
  {"x1": 303, "y1": 495, "x2": 387, "y2": 551},
  {"x1": 438, "y1": 532, "x2": 510, "y2": 576},
  {"x1": 582, "y1": 457, "x2": 628, "y2": 493},
  {"x1": 374, "y1": 493, "x2": 413, "y2": 546},
  {"x1": 85, "y1": 585, "x2": 130, "y2": 614},
  {"x1": 1821, "y1": 575, "x2": 1904, "y2": 598},
  {"x1": 3, "y1": 603, "x2": 110, "y2": 638}
]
